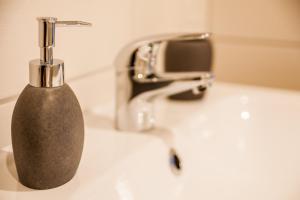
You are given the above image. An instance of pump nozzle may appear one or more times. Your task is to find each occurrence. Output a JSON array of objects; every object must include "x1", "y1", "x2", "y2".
[
  {"x1": 29, "y1": 17, "x2": 92, "y2": 87},
  {"x1": 38, "y1": 17, "x2": 91, "y2": 64}
]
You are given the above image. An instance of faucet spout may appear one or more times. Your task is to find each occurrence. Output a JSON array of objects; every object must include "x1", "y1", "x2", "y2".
[{"x1": 115, "y1": 33, "x2": 214, "y2": 132}]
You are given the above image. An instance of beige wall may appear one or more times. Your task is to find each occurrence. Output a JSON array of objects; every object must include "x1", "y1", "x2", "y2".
[
  {"x1": 1, "y1": 0, "x2": 298, "y2": 99},
  {"x1": 0, "y1": 0, "x2": 132, "y2": 99},
  {"x1": 0, "y1": 0, "x2": 209, "y2": 147},
  {"x1": 0, "y1": 0, "x2": 209, "y2": 100},
  {"x1": 211, "y1": 0, "x2": 300, "y2": 90},
  {"x1": 0, "y1": 0, "x2": 299, "y2": 147}
]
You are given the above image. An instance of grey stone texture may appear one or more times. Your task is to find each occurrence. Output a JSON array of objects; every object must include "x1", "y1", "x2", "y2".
[{"x1": 11, "y1": 84, "x2": 84, "y2": 190}]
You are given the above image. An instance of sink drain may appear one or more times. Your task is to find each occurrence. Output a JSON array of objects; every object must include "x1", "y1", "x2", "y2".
[{"x1": 169, "y1": 148, "x2": 182, "y2": 175}]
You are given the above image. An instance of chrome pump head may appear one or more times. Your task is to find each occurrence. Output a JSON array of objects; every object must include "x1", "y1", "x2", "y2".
[{"x1": 29, "y1": 17, "x2": 92, "y2": 88}]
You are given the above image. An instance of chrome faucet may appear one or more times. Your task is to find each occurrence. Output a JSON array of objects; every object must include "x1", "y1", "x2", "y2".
[{"x1": 115, "y1": 33, "x2": 214, "y2": 132}]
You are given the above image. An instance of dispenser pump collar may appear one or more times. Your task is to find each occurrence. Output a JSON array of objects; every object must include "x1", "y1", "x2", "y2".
[{"x1": 29, "y1": 17, "x2": 92, "y2": 88}]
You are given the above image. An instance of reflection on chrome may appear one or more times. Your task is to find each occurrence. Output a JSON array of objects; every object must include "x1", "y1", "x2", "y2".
[
  {"x1": 116, "y1": 178, "x2": 134, "y2": 200},
  {"x1": 240, "y1": 111, "x2": 250, "y2": 120}
]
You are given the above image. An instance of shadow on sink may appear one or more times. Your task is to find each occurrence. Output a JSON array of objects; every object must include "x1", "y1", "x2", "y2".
[{"x1": 0, "y1": 149, "x2": 33, "y2": 192}]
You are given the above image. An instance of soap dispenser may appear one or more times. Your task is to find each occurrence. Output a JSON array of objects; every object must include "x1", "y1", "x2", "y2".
[{"x1": 11, "y1": 17, "x2": 91, "y2": 190}]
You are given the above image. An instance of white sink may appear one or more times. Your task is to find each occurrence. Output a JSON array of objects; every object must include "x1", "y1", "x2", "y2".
[{"x1": 1, "y1": 82, "x2": 300, "y2": 200}]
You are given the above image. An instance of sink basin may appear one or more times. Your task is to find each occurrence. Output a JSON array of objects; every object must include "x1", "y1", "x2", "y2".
[
  {"x1": 155, "y1": 82, "x2": 300, "y2": 199},
  {"x1": 0, "y1": 81, "x2": 300, "y2": 200}
]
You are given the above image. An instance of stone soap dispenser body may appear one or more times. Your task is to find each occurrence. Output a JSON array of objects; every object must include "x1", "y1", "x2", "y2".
[
  {"x1": 12, "y1": 84, "x2": 84, "y2": 189},
  {"x1": 11, "y1": 17, "x2": 91, "y2": 190}
]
